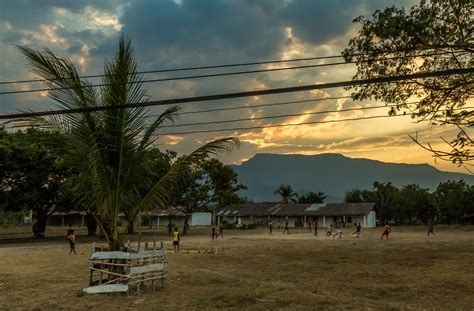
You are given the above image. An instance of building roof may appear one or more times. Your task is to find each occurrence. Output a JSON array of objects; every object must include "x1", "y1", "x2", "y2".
[
  {"x1": 151, "y1": 207, "x2": 186, "y2": 217},
  {"x1": 50, "y1": 211, "x2": 87, "y2": 216},
  {"x1": 220, "y1": 202, "x2": 375, "y2": 217},
  {"x1": 304, "y1": 203, "x2": 375, "y2": 216}
]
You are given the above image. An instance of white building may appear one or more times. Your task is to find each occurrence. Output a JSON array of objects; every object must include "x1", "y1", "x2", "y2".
[{"x1": 217, "y1": 202, "x2": 377, "y2": 228}]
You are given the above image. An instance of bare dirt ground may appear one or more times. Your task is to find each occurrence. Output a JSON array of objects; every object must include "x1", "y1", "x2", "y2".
[{"x1": 0, "y1": 226, "x2": 473, "y2": 310}]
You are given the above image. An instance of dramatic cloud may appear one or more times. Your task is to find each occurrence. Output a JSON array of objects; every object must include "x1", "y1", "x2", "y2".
[{"x1": 0, "y1": 0, "x2": 467, "y2": 173}]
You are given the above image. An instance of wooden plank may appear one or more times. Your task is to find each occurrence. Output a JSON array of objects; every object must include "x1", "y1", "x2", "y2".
[
  {"x1": 89, "y1": 267, "x2": 129, "y2": 278},
  {"x1": 90, "y1": 251, "x2": 131, "y2": 260},
  {"x1": 130, "y1": 249, "x2": 165, "y2": 259},
  {"x1": 89, "y1": 260, "x2": 132, "y2": 267},
  {"x1": 90, "y1": 249, "x2": 164, "y2": 260},
  {"x1": 130, "y1": 263, "x2": 164, "y2": 275},
  {"x1": 128, "y1": 275, "x2": 165, "y2": 285},
  {"x1": 83, "y1": 284, "x2": 129, "y2": 294}
]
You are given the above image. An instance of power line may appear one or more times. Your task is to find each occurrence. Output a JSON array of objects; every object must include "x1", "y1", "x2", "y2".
[
  {"x1": 0, "y1": 48, "x2": 455, "y2": 86},
  {"x1": 160, "y1": 104, "x2": 400, "y2": 128},
  {"x1": 1, "y1": 67, "x2": 471, "y2": 120},
  {"x1": 160, "y1": 108, "x2": 473, "y2": 135},
  {"x1": 0, "y1": 51, "x2": 457, "y2": 96},
  {"x1": 160, "y1": 114, "x2": 407, "y2": 135},
  {"x1": 0, "y1": 55, "x2": 344, "y2": 85},
  {"x1": 160, "y1": 96, "x2": 352, "y2": 116},
  {"x1": 0, "y1": 61, "x2": 347, "y2": 95}
]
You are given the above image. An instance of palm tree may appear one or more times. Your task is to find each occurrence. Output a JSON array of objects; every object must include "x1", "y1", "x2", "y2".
[
  {"x1": 298, "y1": 191, "x2": 326, "y2": 204},
  {"x1": 16, "y1": 35, "x2": 238, "y2": 249},
  {"x1": 273, "y1": 184, "x2": 298, "y2": 204}
]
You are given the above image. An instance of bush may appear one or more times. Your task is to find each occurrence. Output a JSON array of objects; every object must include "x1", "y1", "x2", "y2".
[
  {"x1": 246, "y1": 223, "x2": 257, "y2": 229},
  {"x1": 0, "y1": 212, "x2": 23, "y2": 228},
  {"x1": 222, "y1": 222, "x2": 235, "y2": 230},
  {"x1": 295, "y1": 219, "x2": 303, "y2": 228}
]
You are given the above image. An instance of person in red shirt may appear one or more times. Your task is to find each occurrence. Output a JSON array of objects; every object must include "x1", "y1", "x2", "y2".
[{"x1": 381, "y1": 224, "x2": 391, "y2": 240}]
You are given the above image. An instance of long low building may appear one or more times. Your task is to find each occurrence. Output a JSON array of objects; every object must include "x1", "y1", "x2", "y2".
[{"x1": 217, "y1": 202, "x2": 376, "y2": 228}]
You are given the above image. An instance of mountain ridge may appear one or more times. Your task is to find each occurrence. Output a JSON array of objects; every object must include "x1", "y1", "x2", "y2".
[{"x1": 231, "y1": 153, "x2": 474, "y2": 202}]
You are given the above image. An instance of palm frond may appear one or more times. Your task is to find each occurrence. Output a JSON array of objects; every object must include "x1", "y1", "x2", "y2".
[{"x1": 132, "y1": 137, "x2": 239, "y2": 215}]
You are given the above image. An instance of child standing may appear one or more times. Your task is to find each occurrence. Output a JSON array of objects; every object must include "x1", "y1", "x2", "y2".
[
  {"x1": 381, "y1": 223, "x2": 391, "y2": 240},
  {"x1": 355, "y1": 223, "x2": 361, "y2": 238},
  {"x1": 268, "y1": 220, "x2": 273, "y2": 235},
  {"x1": 173, "y1": 227, "x2": 180, "y2": 253},
  {"x1": 427, "y1": 221, "x2": 435, "y2": 237},
  {"x1": 314, "y1": 219, "x2": 320, "y2": 236},
  {"x1": 326, "y1": 224, "x2": 333, "y2": 237},
  {"x1": 282, "y1": 219, "x2": 290, "y2": 235},
  {"x1": 219, "y1": 223, "x2": 224, "y2": 238},
  {"x1": 67, "y1": 230, "x2": 76, "y2": 255}
]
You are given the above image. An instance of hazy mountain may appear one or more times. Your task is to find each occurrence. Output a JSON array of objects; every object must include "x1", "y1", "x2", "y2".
[{"x1": 232, "y1": 153, "x2": 474, "y2": 202}]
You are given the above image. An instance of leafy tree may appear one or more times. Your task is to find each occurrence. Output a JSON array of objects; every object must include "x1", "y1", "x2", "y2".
[
  {"x1": 344, "y1": 0, "x2": 473, "y2": 166},
  {"x1": 393, "y1": 184, "x2": 436, "y2": 224},
  {"x1": 16, "y1": 35, "x2": 238, "y2": 249},
  {"x1": 298, "y1": 191, "x2": 326, "y2": 204},
  {"x1": 343, "y1": 189, "x2": 374, "y2": 203},
  {"x1": 274, "y1": 184, "x2": 298, "y2": 204},
  {"x1": 173, "y1": 158, "x2": 247, "y2": 211},
  {"x1": 0, "y1": 128, "x2": 71, "y2": 234},
  {"x1": 201, "y1": 159, "x2": 247, "y2": 208},
  {"x1": 434, "y1": 180, "x2": 473, "y2": 223},
  {"x1": 372, "y1": 181, "x2": 399, "y2": 224}
]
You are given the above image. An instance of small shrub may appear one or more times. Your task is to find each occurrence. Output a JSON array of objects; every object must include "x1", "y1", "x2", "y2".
[
  {"x1": 246, "y1": 223, "x2": 257, "y2": 230},
  {"x1": 223, "y1": 222, "x2": 235, "y2": 230},
  {"x1": 295, "y1": 219, "x2": 303, "y2": 228}
]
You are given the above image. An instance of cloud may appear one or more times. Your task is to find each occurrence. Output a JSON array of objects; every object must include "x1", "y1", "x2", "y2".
[{"x1": 1, "y1": 0, "x2": 467, "y2": 174}]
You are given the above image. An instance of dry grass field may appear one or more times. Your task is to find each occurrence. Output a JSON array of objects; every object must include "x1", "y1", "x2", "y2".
[{"x1": 0, "y1": 226, "x2": 473, "y2": 310}]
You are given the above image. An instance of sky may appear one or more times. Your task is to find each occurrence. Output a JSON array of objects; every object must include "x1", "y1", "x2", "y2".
[{"x1": 0, "y1": 0, "x2": 470, "y2": 173}]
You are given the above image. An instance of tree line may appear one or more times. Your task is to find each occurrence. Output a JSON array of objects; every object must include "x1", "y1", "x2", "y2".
[
  {"x1": 273, "y1": 182, "x2": 473, "y2": 225},
  {"x1": 344, "y1": 181, "x2": 474, "y2": 225},
  {"x1": 0, "y1": 127, "x2": 246, "y2": 235}
]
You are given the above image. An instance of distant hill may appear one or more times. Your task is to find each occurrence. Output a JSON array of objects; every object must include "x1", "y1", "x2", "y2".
[{"x1": 231, "y1": 153, "x2": 474, "y2": 202}]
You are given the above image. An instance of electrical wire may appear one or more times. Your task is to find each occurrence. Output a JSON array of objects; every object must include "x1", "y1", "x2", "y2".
[
  {"x1": 160, "y1": 104, "x2": 400, "y2": 128},
  {"x1": 0, "y1": 48, "x2": 457, "y2": 86},
  {"x1": 160, "y1": 107, "x2": 474, "y2": 135},
  {"x1": 0, "y1": 67, "x2": 471, "y2": 120},
  {"x1": 0, "y1": 51, "x2": 458, "y2": 96},
  {"x1": 158, "y1": 96, "x2": 352, "y2": 116}
]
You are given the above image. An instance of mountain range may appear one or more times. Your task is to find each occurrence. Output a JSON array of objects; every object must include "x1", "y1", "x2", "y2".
[{"x1": 231, "y1": 153, "x2": 474, "y2": 202}]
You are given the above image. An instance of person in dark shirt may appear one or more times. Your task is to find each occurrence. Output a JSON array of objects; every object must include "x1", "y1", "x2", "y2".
[
  {"x1": 282, "y1": 219, "x2": 290, "y2": 234},
  {"x1": 67, "y1": 230, "x2": 76, "y2": 255},
  {"x1": 355, "y1": 223, "x2": 361, "y2": 238},
  {"x1": 167, "y1": 220, "x2": 173, "y2": 237},
  {"x1": 427, "y1": 220, "x2": 435, "y2": 237}
]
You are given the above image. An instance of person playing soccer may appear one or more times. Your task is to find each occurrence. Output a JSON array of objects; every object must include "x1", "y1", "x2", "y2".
[
  {"x1": 333, "y1": 222, "x2": 343, "y2": 238},
  {"x1": 210, "y1": 223, "x2": 216, "y2": 241},
  {"x1": 427, "y1": 220, "x2": 435, "y2": 237},
  {"x1": 268, "y1": 220, "x2": 273, "y2": 235},
  {"x1": 282, "y1": 219, "x2": 290, "y2": 235},
  {"x1": 313, "y1": 219, "x2": 319, "y2": 236},
  {"x1": 66, "y1": 230, "x2": 76, "y2": 255},
  {"x1": 381, "y1": 223, "x2": 391, "y2": 240},
  {"x1": 172, "y1": 227, "x2": 180, "y2": 253},
  {"x1": 326, "y1": 224, "x2": 333, "y2": 237},
  {"x1": 355, "y1": 222, "x2": 361, "y2": 238},
  {"x1": 167, "y1": 220, "x2": 173, "y2": 237},
  {"x1": 219, "y1": 223, "x2": 224, "y2": 238}
]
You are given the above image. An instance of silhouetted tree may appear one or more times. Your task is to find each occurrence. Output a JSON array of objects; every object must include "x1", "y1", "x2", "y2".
[{"x1": 274, "y1": 184, "x2": 298, "y2": 204}]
